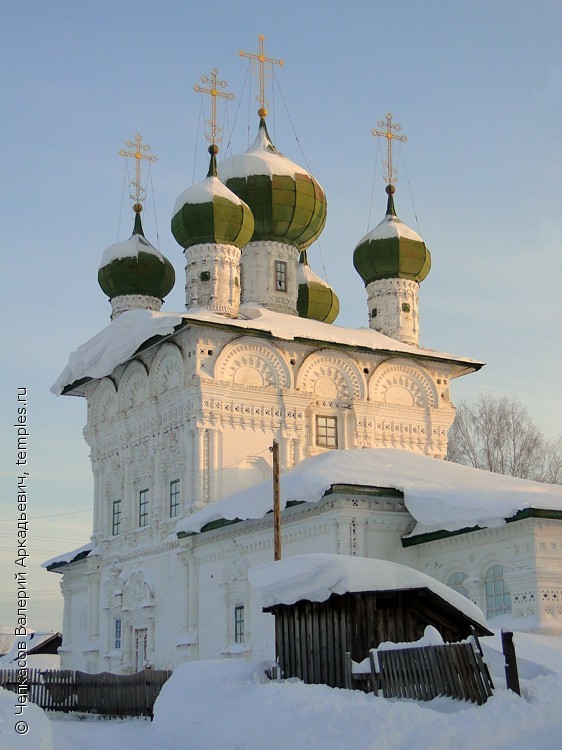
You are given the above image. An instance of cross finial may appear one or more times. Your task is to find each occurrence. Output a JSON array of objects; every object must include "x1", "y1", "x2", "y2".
[
  {"x1": 239, "y1": 34, "x2": 284, "y2": 118},
  {"x1": 371, "y1": 113, "x2": 407, "y2": 186},
  {"x1": 119, "y1": 134, "x2": 157, "y2": 209},
  {"x1": 194, "y1": 68, "x2": 234, "y2": 147}
]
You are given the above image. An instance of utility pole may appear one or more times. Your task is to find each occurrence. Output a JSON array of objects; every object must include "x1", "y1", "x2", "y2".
[{"x1": 271, "y1": 440, "x2": 281, "y2": 561}]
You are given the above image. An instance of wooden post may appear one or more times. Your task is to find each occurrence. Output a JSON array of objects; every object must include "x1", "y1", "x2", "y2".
[
  {"x1": 501, "y1": 630, "x2": 521, "y2": 696},
  {"x1": 272, "y1": 440, "x2": 281, "y2": 561}
]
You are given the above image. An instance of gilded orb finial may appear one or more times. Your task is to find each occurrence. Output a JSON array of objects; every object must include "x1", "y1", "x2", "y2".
[{"x1": 239, "y1": 34, "x2": 284, "y2": 118}]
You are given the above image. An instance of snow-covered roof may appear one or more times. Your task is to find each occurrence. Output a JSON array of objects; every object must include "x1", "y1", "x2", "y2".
[
  {"x1": 357, "y1": 213, "x2": 423, "y2": 244},
  {"x1": 51, "y1": 310, "x2": 183, "y2": 395},
  {"x1": 248, "y1": 553, "x2": 489, "y2": 629},
  {"x1": 173, "y1": 175, "x2": 245, "y2": 216},
  {"x1": 52, "y1": 304, "x2": 481, "y2": 395},
  {"x1": 175, "y1": 448, "x2": 562, "y2": 537},
  {"x1": 42, "y1": 542, "x2": 95, "y2": 570},
  {"x1": 99, "y1": 233, "x2": 167, "y2": 269},
  {"x1": 0, "y1": 631, "x2": 61, "y2": 666},
  {"x1": 219, "y1": 124, "x2": 308, "y2": 179}
]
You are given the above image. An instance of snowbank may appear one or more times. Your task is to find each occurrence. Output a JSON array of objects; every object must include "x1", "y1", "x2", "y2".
[
  {"x1": 248, "y1": 554, "x2": 489, "y2": 629},
  {"x1": 176, "y1": 447, "x2": 562, "y2": 536},
  {"x1": 0, "y1": 687, "x2": 53, "y2": 750}
]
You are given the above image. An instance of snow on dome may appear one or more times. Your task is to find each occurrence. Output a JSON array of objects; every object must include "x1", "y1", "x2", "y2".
[
  {"x1": 172, "y1": 175, "x2": 244, "y2": 216},
  {"x1": 51, "y1": 309, "x2": 182, "y2": 394},
  {"x1": 219, "y1": 123, "x2": 308, "y2": 180},
  {"x1": 99, "y1": 232, "x2": 167, "y2": 269},
  {"x1": 176, "y1": 447, "x2": 562, "y2": 537},
  {"x1": 297, "y1": 261, "x2": 331, "y2": 289},
  {"x1": 357, "y1": 213, "x2": 423, "y2": 245},
  {"x1": 248, "y1": 553, "x2": 489, "y2": 629}
]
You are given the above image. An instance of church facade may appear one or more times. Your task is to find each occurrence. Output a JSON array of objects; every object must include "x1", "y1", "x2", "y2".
[{"x1": 46, "y1": 94, "x2": 562, "y2": 674}]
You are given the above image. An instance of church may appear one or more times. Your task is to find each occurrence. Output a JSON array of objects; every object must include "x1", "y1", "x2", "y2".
[{"x1": 45, "y1": 45, "x2": 562, "y2": 674}]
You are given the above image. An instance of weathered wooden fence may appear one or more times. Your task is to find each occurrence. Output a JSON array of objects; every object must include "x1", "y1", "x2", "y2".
[
  {"x1": 0, "y1": 668, "x2": 172, "y2": 716},
  {"x1": 345, "y1": 642, "x2": 494, "y2": 705}
]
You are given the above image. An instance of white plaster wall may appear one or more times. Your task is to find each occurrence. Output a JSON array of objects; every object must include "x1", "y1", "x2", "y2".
[{"x1": 367, "y1": 278, "x2": 420, "y2": 345}]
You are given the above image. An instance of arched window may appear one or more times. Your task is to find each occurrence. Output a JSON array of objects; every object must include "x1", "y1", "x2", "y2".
[
  {"x1": 447, "y1": 571, "x2": 469, "y2": 598},
  {"x1": 485, "y1": 564, "x2": 512, "y2": 618}
]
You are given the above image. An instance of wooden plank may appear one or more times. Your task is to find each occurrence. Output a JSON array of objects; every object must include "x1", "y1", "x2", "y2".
[
  {"x1": 463, "y1": 644, "x2": 489, "y2": 705},
  {"x1": 369, "y1": 649, "x2": 379, "y2": 696},
  {"x1": 344, "y1": 652, "x2": 353, "y2": 690}
]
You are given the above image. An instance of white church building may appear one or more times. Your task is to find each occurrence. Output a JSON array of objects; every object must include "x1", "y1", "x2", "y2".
[{"x1": 45, "y1": 84, "x2": 562, "y2": 674}]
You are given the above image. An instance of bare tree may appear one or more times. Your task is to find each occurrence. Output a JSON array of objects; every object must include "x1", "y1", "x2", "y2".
[
  {"x1": 447, "y1": 395, "x2": 562, "y2": 484},
  {"x1": 0, "y1": 631, "x2": 14, "y2": 656}
]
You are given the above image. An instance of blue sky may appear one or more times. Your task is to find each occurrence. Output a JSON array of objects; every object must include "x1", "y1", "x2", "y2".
[{"x1": 1, "y1": 1, "x2": 561, "y2": 630}]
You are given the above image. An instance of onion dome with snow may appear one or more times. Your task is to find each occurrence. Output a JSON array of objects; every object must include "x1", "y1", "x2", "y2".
[
  {"x1": 353, "y1": 184, "x2": 431, "y2": 285},
  {"x1": 171, "y1": 146, "x2": 254, "y2": 249},
  {"x1": 98, "y1": 207, "x2": 175, "y2": 301},
  {"x1": 219, "y1": 118, "x2": 327, "y2": 250},
  {"x1": 297, "y1": 250, "x2": 339, "y2": 323}
]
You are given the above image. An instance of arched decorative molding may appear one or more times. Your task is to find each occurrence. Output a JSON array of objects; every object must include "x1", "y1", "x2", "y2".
[
  {"x1": 369, "y1": 359, "x2": 438, "y2": 408},
  {"x1": 122, "y1": 570, "x2": 153, "y2": 610},
  {"x1": 118, "y1": 360, "x2": 149, "y2": 413},
  {"x1": 223, "y1": 557, "x2": 249, "y2": 585},
  {"x1": 90, "y1": 378, "x2": 117, "y2": 426},
  {"x1": 150, "y1": 342, "x2": 184, "y2": 398},
  {"x1": 296, "y1": 350, "x2": 365, "y2": 401},
  {"x1": 213, "y1": 337, "x2": 293, "y2": 390}
]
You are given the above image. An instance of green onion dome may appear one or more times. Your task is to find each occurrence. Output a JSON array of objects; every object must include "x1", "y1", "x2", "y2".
[
  {"x1": 297, "y1": 251, "x2": 339, "y2": 323},
  {"x1": 98, "y1": 208, "x2": 175, "y2": 300},
  {"x1": 171, "y1": 147, "x2": 254, "y2": 249},
  {"x1": 219, "y1": 118, "x2": 327, "y2": 250},
  {"x1": 353, "y1": 185, "x2": 431, "y2": 285}
]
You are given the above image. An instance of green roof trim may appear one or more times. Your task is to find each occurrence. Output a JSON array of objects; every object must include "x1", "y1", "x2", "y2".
[
  {"x1": 401, "y1": 507, "x2": 562, "y2": 548},
  {"x1": 297, "y1": 252, "x2": 340, "y2": 323}
]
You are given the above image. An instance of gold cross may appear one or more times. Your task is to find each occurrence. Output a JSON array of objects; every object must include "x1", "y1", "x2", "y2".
[
  {"x1": 119, "y1": 134, "x2": 157, "y2": 206},
  {"x1": 371, "y1": 113, "x2": 407, "y2": 185},
  {"x1": 194, "y1": 68, "x2": 234, "y2": 146},
  {"x1": 239, "y1": 34, "x2": 284, "y2": 118}
]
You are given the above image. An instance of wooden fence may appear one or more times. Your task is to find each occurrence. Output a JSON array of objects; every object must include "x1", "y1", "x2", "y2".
[
  {"x1": 0, "y1": 668, "x2": 172, "y2": 717},
  {"x1": 345, "y1": 642, "x2": 494, "y2": 705}
]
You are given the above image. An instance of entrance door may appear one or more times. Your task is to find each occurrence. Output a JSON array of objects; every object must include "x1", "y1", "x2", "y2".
[{"x1": 135, "y1": 628, "x2": 148, "y2": 672}]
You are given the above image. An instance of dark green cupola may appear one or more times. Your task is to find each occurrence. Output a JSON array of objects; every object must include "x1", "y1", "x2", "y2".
[
  {"x1": 98, "y1": 205, "x2": 175, "y2": 319},
  {"x1": 297, "y1": 250, "x2": 339, "y2": 324},
  {"x1": 353, "y1": 184, "x2": 431, "y2": 285},
  {"x1": 219, "y1": 118, "x2": 327, "y2": 250}
]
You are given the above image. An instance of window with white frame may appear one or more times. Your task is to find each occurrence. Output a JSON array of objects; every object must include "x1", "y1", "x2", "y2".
[
  {"x1": 139, "y1": 489, "x2": 149, "y2": 528},
  {"x1": 114, "y1": 618, "x2": 122, "y2": 650},
  {"x1": 275, "y1": 260, "x2": 287, "y2": 291},
  {"x1": 112, "y1": 499, "x2": 122, "y2": 536},
  {"x1": 234, "y1": 605, "x2": 245, "y2": 644},
  {"x1": 447, "y1": 571, "x2": 469, "y2": 598},
  {"x1": 316, "y1": 415, "x2": 338, "y2": 448},
  {"x1": 485, "y1": 564, "x2": 512, "y2": 618},
  {"x1": 169, "y1": 479, "x2": 180, "y2": 518}
]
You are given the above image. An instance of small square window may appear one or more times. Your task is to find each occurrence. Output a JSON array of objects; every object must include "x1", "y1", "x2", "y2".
[
  {"x1": 139, "y1": 489, "x2": 149, "y2": 528},
  {"x1": 112, "y1": 500, "x2": 122, "y2": 536},
  {"x1": 316, "y1": 415, "x2": 338, "y2": 448},
  {"x1": 371, "y1": 308, "x2": 377, "y2": 318},
  {"x1": 234, "y1": 605, "x2": 245, "y2": 644},
  {"x1": 169, "y1": 479, "x2": 180, "y2": 518},
  {"x1": 200, "y1": 271, "x2": 211, "y2": 282},
  {"x1": 401, "y1": 303, "x2": 411, "y2": 313},
  {"x1": 275, "y1": 261, "x2": 287, "y2": 292},
  {"x1": 114, "y1": 618, "x2": 122, "y2": 650}
]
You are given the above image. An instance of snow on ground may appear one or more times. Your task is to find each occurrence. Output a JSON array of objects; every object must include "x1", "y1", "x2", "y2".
[
  {"x1": 36, "y1": 630, "x2": 562, "y2": 750},
  {"x1": 176, "y1": 448, "x2": 562, "y2": 536},
  {"x1": 1, "y1": 687, "x2": 54, "y2": 750}
]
